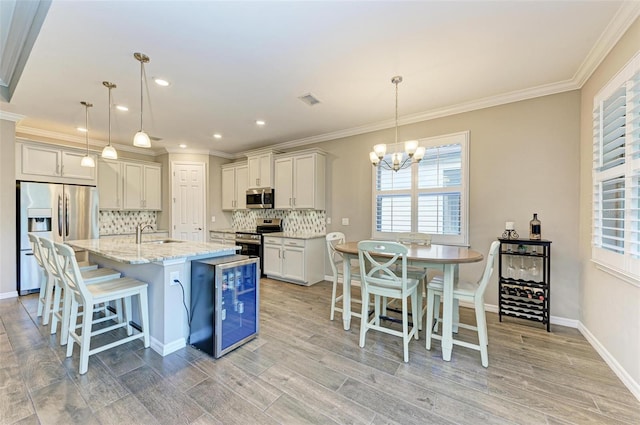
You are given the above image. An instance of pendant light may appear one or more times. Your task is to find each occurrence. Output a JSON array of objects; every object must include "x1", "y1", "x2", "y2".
[
  {"x1": 80, "y1": 101, "x2": 95, "y2": 168},
  {"x1": 133, "y1": 52, "x2": 151, "y2": 148},
  {"x1": 101, "y1": 81, "x2": 118, "y2": 159}
]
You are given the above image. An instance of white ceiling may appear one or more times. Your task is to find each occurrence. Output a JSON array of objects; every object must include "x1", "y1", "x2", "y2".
[{"x1": 2, "y1": 1, "x2": 639, "y2": 157}]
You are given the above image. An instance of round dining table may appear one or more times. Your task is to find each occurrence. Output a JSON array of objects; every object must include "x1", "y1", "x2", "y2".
[{"x1": 335, "y1": 241, "x2": 484, "y2": 362}]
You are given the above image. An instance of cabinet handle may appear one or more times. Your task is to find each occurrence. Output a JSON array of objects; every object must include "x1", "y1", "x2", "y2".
[
  {"x1": 256, "y1": 178, "x2": 260, "y2": 186},
  {"x1": 289, "y1": 198, "x2": 292, "y2": 206},
  {"x1": 60, "y1": 164, "x2": 64, "y2": 176},
  {"x1": 278, "y1": 249, "x2": 281, "y2": 259},
  {"x1": 56, "y1": 161, "x2": 60, "y2": 175},
  {"x1": 293, "y1": 197, "x2": 296, "y2": 206}
]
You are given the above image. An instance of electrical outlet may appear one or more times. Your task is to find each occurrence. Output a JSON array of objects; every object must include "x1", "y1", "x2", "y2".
[
  {"x1": 342, "y1": 218, "x2": 350, "y2": 226},
  {"x1": 326, "y1": 217, "x2": 331, "y2": 224},
  {"x1": 169, "y1": 271, "x2": 180, "y2": 285},
  {"x1": 211, "y1": 216, "x2": 216, "y2": 223}
]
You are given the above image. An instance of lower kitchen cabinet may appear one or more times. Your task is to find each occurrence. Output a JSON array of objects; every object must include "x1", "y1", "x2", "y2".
[
  {"x1": 263, "y1": 235, "x2": 324, "y2": 286},
  {"x1": 209, "y1": 230, "x2": 236, "y2": 245}
]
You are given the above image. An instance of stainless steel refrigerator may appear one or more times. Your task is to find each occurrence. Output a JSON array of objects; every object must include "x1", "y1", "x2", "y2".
[{"x1": 17, "y1": 181, "x2": 99, "y2": 295}]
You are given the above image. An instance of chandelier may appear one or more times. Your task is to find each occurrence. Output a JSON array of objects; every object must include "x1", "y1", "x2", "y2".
[{"x1": 369, "y1": 76, "x2": 425, "y2": 172}]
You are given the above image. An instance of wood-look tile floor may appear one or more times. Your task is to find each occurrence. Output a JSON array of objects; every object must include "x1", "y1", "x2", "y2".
[{"x1": 1, "y1": 278, "x2": 639, "y2": 425}]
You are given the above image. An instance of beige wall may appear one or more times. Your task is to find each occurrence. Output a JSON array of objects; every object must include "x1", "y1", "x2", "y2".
[
  {"x1": 292, "y1": 90, "x2": 581, "y2": 319},
  {"x1": 0, "y1": 119, "x2": 17, "y2": 297},
  {"x1": 579, "y1": 18, "x2": 640, "y2": 392},
  {"x1": 208, "y1": 155, "x2": 234, "y2": 230}
]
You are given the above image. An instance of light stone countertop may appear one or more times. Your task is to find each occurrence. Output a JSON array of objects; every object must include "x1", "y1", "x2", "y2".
[
  {"x1": 209, "y1": 228, "x2": 236, "y2": 234},
  {"x1": 265, "y1": 232, "x2": 326, "y2": 240},
  {"x1": 100, "y1": 230, "x2": 170, "y2": 237},
  {"x1": 68, "y1": 238, "x2": 239, "y2": 264}
]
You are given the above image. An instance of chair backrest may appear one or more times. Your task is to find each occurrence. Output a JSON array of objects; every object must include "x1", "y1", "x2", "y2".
[
  {"x1": 27, "y1": 233, "x2": 45, "y2": 269},
  {"x1": 476, "y1": 241, "x2": 501, "y2": 297},
  {"x1": 326, "y1": 232, "x2": 346, "y2": 276},
  {"x1": 38, "y1": 237, "x2": 60, "y2": 280},
  {"x1": 53, "y1": 242, "x2": 91, "y2": 306},
  {"x1": 396, "y1": 232, "x2": 432, "y2": 245},
  {"x1": 358, "y1": 240, "x2": 411, "y2": 293}
]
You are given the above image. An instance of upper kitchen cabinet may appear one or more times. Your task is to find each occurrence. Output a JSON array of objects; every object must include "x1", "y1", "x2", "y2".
[
  {"x1": 16, "y1": 142, "x2": 97, "y2": 185},
  {"x1": 247, "y1": 151, "x2": 274, "y2": 189},
  {"x1": 97, "y1": 159, "x2": 122, "y2": 209},
  {"x1": 122, "y1": 162, "x2": 162, "y2": 210},
  {"x1": 221, "y1": 162, "x2": 248, "y2": 210},
  {"x1": 274, "y1": 150, "x2": 325, "y2": 210}
]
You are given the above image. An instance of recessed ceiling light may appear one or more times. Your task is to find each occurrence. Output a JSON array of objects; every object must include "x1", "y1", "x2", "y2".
[
  {"x1": 154, "y1": 78, "x2": 170, "y2": 87},
  {"x1": 213, "y1": 133, "x2": 222, "y2": 139},
  {"x1": 116, "y1": 105, "x2": 128, "y2": 111},
  {"x1": 256, "y1": 120, "x2": 266, "y2": 126},
  {"x1": 179, "y1": 143, "x2": 187, "y2": 148},
  {"x1": 77, "y1": 127, "x2": 87, "y2": 132}
]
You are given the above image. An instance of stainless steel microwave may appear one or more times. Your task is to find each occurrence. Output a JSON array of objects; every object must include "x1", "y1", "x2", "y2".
[{"x1": 246, "y1": 188, "x2": 274, "y2": 209}]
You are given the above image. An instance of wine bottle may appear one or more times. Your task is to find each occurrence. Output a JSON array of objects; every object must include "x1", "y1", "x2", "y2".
[{"x1": 530, "y1": 213, "x2": 541, "y2": 240}]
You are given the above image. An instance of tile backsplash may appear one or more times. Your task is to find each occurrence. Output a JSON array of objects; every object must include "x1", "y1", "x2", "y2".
[
  {"x1": 100, "y1": 211, "x2": 158, "y2": 235},
  {"x1": 232, "y1": 210, "x2": 326, "y2": 234}
]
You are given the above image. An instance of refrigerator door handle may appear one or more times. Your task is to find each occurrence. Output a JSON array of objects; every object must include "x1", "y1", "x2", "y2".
[
  {"x1": 65, "y1": 194, "x2": 70, "y2": 237},
  {"x1": 58, "y1": 195, "x2": 63, "y2": 237}
]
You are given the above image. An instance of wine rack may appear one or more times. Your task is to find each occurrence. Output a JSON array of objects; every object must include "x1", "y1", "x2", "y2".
[{"x1": 498, "y1": 238, "x2": 551, "y2": 331}]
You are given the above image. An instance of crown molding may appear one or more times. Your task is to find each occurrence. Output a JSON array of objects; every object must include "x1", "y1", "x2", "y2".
[
  {"x1": 573, "y1": 1, "x2": 640, "y2": 87},
  {"x1": 15, "y1": 126, "x2": 163, "y2": 156},
  {"x1": 0, "y1": 110, "x2": 25, "y2": 122},
  {"x1": 164, "y1": 147, "x2": 211, "y2": 155},
  {"x1": 271, "y1": 78, "x2": 580, "y2": 151}
]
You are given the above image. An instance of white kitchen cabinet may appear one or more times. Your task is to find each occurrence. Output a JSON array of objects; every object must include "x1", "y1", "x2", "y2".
[
  {"x1": 274, "y1": 150, "x2": 325, "y2": 210},
  {"x1": 98, "y1": 159, "x2": 122, "y2": 209},
  {"x1": 263, "y1": 236, "x2": 325, "y2": 285},
  {"x1": 123, "y1": 162, "x2": 162, "y2": 210},
  {"x1": 221, "y1": 162, "x2": 248, "y2": 210},
  {"x1": 209, "y1": 230, "x2": 236, "y2": 245},
  {"x1": 17, "y1": 142, "x2": 97, "y2": 184},
  {"x1": 247, "y1": 152, "x2": 273, "y2": 188}
]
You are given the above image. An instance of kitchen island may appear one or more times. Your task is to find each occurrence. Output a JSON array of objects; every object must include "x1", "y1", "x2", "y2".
[{"x1": 67, "y1": 237, "x2": 239, "y2": 356}]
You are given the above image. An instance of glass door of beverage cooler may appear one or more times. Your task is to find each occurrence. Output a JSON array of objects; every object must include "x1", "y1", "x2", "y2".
[{"x1": 216, "y1": 257, "x2": 260, "y2": 356}]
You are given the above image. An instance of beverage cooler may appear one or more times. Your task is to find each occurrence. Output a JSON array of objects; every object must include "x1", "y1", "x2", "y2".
[{"x1": 190, "y1": 255, "x2": 260, "y2": 358}]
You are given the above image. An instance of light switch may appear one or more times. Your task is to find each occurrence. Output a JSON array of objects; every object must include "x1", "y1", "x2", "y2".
[{"x1": 342, "y1": 218, "x2": 349, "y2": 226}]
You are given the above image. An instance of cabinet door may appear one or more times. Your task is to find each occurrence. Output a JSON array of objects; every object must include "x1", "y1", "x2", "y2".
[
  {"x1": 123, "y1": 163, "x2": 144, "y2": 209},
  {"x1": 221, "y1": 167, "x2": 236, "y2": 210},
  {"x1": 143, "y1": 165, "x2": 162, "y2": 210},
  {"x1": 21, "y1": 144, "x2": 61, "y2": 177},
  {"x1": 292, "y1": 154, "x2": 316, "y2": 209},
  {"x1": 247, "y1": 156, "x2": 261, "y2": 188},
  {"x1": 274, "y1": 158, "x2": 293, "y2": 209},
  {"x1": 263, "y1": 244, "x2": 282, "y2": 277},
  {"x1": 235, "y1": 165, "x2": 248, "y2": 209},
  {"x1": 98, "y1": 160, "x2": 122, "y2": 209},
  {"x1": 258, "y1": 154, "x2": 272, "y2": 187},
  {"x1": 61, "y1": 151, "x2": 96, "y2": 180},
  {"x1": 282, "y1": 246, "x2": 305, "y2": 281}
]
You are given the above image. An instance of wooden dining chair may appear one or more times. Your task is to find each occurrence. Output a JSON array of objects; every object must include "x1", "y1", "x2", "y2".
[
  {"x1": 53, "y1": 242, "x2": 150, "y2": 375},
  {"x1": 326, "y1": 232, "x2": 363, "y2": 321},
  {"x1": 425, "y1": 240, "x2": 500, "y2": 367},
  {"x1": 358, "y1": 240, "x2": 420, "y2": 362}
]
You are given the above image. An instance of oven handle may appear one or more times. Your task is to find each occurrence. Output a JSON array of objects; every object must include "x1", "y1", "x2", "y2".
[{"x1": 235, "y1": 239, "x2": 261, "y2": 245}]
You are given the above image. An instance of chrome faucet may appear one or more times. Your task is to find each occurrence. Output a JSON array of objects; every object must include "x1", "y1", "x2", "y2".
[{"x1": 136, "y1": 223, "x2": 154, "y2": 244}]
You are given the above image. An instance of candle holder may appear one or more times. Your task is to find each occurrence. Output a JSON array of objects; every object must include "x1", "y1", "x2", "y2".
[{"x1": 502, "y1": 229, "x2": 519, "y2": 239}]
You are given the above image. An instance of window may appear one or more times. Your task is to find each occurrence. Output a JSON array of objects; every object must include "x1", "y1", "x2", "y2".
[
  {"x1": 372, "y1": 131, "x2": 469, "y2": 246},
  {"x1": 592, "y1": 52, "x2": 640, "y2": 278}
]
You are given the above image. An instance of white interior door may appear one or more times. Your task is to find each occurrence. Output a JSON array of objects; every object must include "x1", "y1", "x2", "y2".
[{"x1": 172, "y1": 162, "x2": 206, "y2": 241}]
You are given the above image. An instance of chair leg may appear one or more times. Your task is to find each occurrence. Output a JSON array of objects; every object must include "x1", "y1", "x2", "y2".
[
  {"x1": 36, "y1": 275, "x2": 46, "y2": 318},
  {"x1": 402, "y1": 295, "x2": 409, "y2": 362},
  {"x1": 139, "y1": 288, "x2": 150, "y2": 348},
  {"x1": 79, "y1": 303, "x2": 94, "y2": 375},
  {"x1": 411, "y1": 290, "x2": 419, "y2": 340},
  {"x1": 475, "y1": 302, "x2": 489, "y2": 368},
  {"x1": 124, "y1": 296, "x2": 133, "y2": 335},
  {"x1": 425, "y1": 289, "x2": 435, "y2": 350},
  {"x1": 374, "y1": 295, "x2": 381, "y2": 326},
  {"x1": 42, "y1": 275, "x2": 55, "y2": 325},
  {"x1": 50, "y1": 281, "x2": 62, "y2": 335},
  {"x1": 66, "y1": 298, "x2": 79, "y2": 358},
  {"x1": 358, "y1": 288, "x2": 369, "y2": 348},
  {"x1": 433, "y1": 294, "x2": 441, "y2": 333},
  {"x1": 330, "y1": 275, "x2": 338, "y2": 321},
  {"x1": 60, "y1": 289, "x2": 73, "y2": 346}
]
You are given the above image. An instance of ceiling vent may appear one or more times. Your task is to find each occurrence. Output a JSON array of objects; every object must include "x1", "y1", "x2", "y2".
[{"x1": 298, "y1": 93, "x2": 321, "y2": 106}]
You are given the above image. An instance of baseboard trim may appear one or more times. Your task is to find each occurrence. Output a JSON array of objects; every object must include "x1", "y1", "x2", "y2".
[
  {"x1": 0, "y1": 291, "x2": 18, "y2": 300},
  {"x1": 578, "y1": 322, "x2": 640, "y2": 402},
  {"x1": 463, "y1": 302, "x2": 580, "y2": 328},
  {"x1": 150, "y1": 336, "x2": 186, "y2": 357}
]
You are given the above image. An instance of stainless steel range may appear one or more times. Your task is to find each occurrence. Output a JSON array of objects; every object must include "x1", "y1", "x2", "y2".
[{"x1": 235, "y1": 218, "x2": 282, "y2": 275}]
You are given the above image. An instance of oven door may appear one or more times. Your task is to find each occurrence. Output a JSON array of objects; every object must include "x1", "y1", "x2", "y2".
[{"x1": 236, "y1": 241, "x2": 260, "y2": 257}]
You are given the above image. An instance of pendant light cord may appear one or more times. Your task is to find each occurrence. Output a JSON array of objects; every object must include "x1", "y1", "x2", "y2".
[
  {"x1": 394, "y1": 79, "x2": 399, "y2": 146},
  {"x1": 108, "y1": 85, "x2": 112, "y2": 146},
  {"x1": 139, "y1": 59, "x2": 144, "y2": 131}
]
